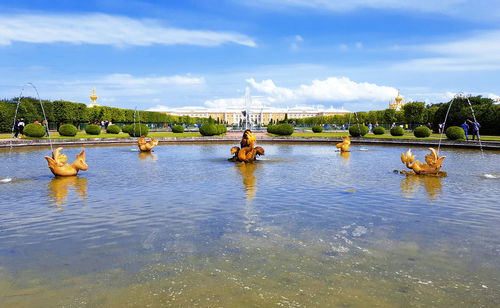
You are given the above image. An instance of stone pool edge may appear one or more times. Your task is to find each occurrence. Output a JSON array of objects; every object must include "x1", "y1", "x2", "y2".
[{"x1": 2, "y1": 136, "x2": 500, "y2": 150}]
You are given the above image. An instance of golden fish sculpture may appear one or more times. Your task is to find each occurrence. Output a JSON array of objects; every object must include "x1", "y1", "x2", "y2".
[
  {"x1": 229, "y1": 129, "x2": 265, "y2": 163},
  {"x1": 138, "y1": 136, "x2": 158, "y2": 152},
  {"x1": 45, "y1": 147, "x2": 88, "y2": 176},
  {"x1": 400, "y1": 148, "x2": 447, "y2": 176},
  {"x1": 336, "y1": 136, "x2": 351, "y2": 152}
]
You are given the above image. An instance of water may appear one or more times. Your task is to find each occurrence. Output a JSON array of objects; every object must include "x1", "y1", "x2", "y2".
[{"x1": 0, "y1": 144, "x2": 499, "y2": 306}]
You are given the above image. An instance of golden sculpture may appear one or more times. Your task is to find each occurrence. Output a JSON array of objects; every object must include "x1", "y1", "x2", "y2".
[
  {"x1": 336, "y1": 136, "x2": 351, "y2": 152},
  {"x1": 138, "y1": 136, "x2": 158, "y2": 152},
  {"x1": 400, "y1": 148, "x2": 446, "y2": 176},
  {"x1": 45, "y1": 147, "x2": 88, "y2": 176},
  {"x1": 229, "y1": 129, "x2": 265, "y2": 163}
]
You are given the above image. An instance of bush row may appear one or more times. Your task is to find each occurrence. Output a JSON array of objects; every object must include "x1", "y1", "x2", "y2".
[
  {"x1": 199, "y1": 123, "x2": 226, "y2": 136},
  {"x1": 267, "y1": 124, "x2": 294, "y2": 136}
]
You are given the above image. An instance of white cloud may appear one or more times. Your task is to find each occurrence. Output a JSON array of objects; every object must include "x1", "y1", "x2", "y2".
[
  {"x1": 100, "y1": 74, "x2": 205, "y2": 87},
  {"x1": 246, "y1": 77, "x2": 397, "y2": 103},
  {"x1": 396, "y1": 30, "x2": 500, "y2": 71},
  {"x1": 147, "y1": 105, "x2": 171, "y2": 112},
  {"x1": 0, "y1": 13, "x2": 256, "y2": 47}
]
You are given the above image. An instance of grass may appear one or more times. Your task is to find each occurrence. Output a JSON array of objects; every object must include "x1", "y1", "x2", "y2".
[
  {"x1": 0, "y1": 131, "x2": 203, "y2": 139},
  {"x1": 289, "y1": 131, "x2": 500, "y2": 141}
]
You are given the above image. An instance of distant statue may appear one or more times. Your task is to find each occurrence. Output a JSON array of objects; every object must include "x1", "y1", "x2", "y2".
[
  {"x1": 138, "y1": 136, "x2": 158, "y2": 152},
  {"x1": 45, "y1": 147, "x2": 88, "y2": 176},
  {"x1": 336, "y1": 136, "x2": 350, "y2": 152},
  {"x1": 229, "y1": 129, "x2": 264, "y2": 163},
  {"x1": 400, "y1": 148, "x2": 446, "y2": 176}
]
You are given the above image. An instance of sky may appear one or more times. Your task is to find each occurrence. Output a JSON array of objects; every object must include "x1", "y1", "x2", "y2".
[{"x1": 1, "y1": 0, "x2": 499, "y2": 112}]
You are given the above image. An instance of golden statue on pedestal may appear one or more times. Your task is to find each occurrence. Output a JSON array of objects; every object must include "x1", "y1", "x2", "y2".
[
  {"x1": 336, "y1": 136, "x2": 351, "y2": 152},
  {"x1": 229, "y1": 129, "x2": 265, "y2": 163},
  {"x1": 138, "y1": 136, "x2": 158, "y2": 152},
  {"x1": 399, "y1": 148, "x2": 447, "y2": 176},
  {"x1": 45, "y1": 147, "x2": 88, "y2": 176}
]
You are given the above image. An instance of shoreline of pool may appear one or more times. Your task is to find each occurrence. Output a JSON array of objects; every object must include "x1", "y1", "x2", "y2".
[{"x1": 2, "y1": 135, "x2": 500, "y2": 150}]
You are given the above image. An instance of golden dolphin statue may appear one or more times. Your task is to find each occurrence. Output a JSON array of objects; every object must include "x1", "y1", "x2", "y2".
[
  {"x1": 45, "y1": 147, "x2": 88, "y2": 176},
  {"x1": 229, "y1": 129, "x2": 265, "y2": 163},
  {"x1": 138, "y1": 136, "x2": 158, "y2": 152},
  {"x1": 401, "y1": 148, "x2": 446, "y2": 175},
  {"x1": 336, "y1": 136, "x2": 351, "y2": 152}
]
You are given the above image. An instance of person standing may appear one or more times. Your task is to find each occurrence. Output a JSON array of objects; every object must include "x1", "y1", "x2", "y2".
[
  {"x1": 368, "y1": 122, "x2": 373, "y2": 133},
  {"x1": 461, "y1": 121, "x2": 469, "y2": 140},
  {"x1": 18, "y1": 118, "x2": 25, "y2": 137},
  {"x1": 13, "y1": 118, "x2": 20, "y2": 138},
  {"x1": 468, "y1": 119, "x2": 481, "y2": 141}
]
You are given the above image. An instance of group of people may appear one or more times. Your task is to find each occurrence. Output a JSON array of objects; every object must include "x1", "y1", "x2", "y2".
[{"x1": 461, "y1": 119, "x2": 481, "y2": 141}]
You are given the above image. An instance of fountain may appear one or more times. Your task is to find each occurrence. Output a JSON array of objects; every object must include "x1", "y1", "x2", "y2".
[
  {"x1": 399, "y1": 148, "x2": 446, "y2": 176},
  {"x1": 138, "y1": 136, "x2": 158, "y2": 152},
  {"x1": 44, "y1": 147, "x2": 88, "y2": 176},
  {"x1": 336, "y1": 136, "x2": 351, "y2": 152},
  {"x1": 229, "y1": 129, "x2": 264, "y2": 163}
]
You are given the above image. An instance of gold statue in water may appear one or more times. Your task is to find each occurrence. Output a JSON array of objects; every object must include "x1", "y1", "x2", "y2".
[
  {"x1": 45, "y1": 147, "x2": 88, "y2": 176},
  {"x1": 336, "y1": 136, "x2": 351, "y2": 152},
  {"x1": 400, "y1": 148, "x2": 447, "y2": 176},
  {"x1": 229, "y1": 129, "x2": 265, "y2": 163},
  {"x1": 138, "y1": 136, "x2": 158, "y2": 152}
]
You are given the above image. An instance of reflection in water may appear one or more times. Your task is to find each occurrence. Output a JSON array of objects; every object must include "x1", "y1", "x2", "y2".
[
  {"x1": 340, "y1": 151, "x2": 350, "y2": 165},
  {"x1": 400, "y1": 175, "x2": 442, "y2": 199},
  {"x1": 236, "y1": 162, "x2": 258, "y2": 200},
  {"x1": 48, "y1": 176, "x2": 88, "y2": 207},
  {"x1": 138, "y1": 151, "x2": 158, "y2": 161}
]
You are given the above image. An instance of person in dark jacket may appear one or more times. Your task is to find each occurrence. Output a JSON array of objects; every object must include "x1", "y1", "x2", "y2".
[{"x1": 468, "y1": 119, "x2": 481, "y2": 141}]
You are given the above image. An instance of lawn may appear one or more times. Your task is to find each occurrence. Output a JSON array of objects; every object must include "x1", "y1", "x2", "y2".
[{"x1": 0, "y1": 132, "x2": 203, "y2": 139}]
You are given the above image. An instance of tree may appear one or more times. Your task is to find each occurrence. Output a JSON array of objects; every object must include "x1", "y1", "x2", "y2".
[{"x1": 403, "y1": 102, "x2": 425, "y2": 124}]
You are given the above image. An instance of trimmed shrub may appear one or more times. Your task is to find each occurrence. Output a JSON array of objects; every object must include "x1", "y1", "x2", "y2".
[
  {"x1": 85, "y1": 124, "x2": 101, "y2": 135},
  {"x1": 445, "y1": 126, "x2": 465, "y2": 140},
  {"x1": 216, "y1": 124, "x2": 227, "y2": 135},
  {"x1": 390, "y1": 126, "x2": 405, "y2": 136},
  {"x1": 373, "y1": 126, "x2": 385, "y2": 135},
  {"x1": 23, "y1": 123, "x2": 46, "y2": 137},
  {"x1": 128, "y1": 123, "x2": 149, "y2": 137},
  {"x1": 106, "y1": 124, "x2": 120, "y2": 134},
  {"x1": 59, "y1": 124, "x2": 78, "y2": 136},
  {"x1": 348, "y1": 124, "x2": 369, "y2": 137},
  {"x1": 413, "y1": 126, "x2": 431, "y2": 138},
  {"x1": 122, "y1": 124, "x2": 131, "y2": 133},
  {"x1": 172, "y1": 125, "x2": 184, "y2": 133},
  {"x1": 267, "y1": 123, "x2": 294, "y2": 136},
  {"x1": 199, "y1": 123, "x2": 218, "y2": 136},
  {"x1": 312, "y1": 125, "x2": 323, "y2": 133}
]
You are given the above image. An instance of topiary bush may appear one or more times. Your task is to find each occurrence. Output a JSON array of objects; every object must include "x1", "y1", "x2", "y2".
[
  {"x1": 413, "y1": 126, "x2": 431, "y2": 138},
  {"x1": 59, "y1": 124, "x2": 78, "y2": 136},
  {"x1": 348, "y1": 124, "x2": 369, "y2": 137},
  {"x1": 199, "y1": 123, "x2": 218, "y2": 136},
  {"x1": 216, "y1": 124, "x2": 227, "y2": 135},
  {"x1": 128, "y1": 123, "x2": 149, "y2": 137},
  {"x1": 445, "y1": 126, "x2": 465, "y2": 140},
  {"x1": 23, "y1": 123, "x2": 46, "y2": 137},
  {"x1": 312, "y1": 125, "x2": 323, "y2": 133},
  {"x1": 106, "y1": 124, "x2": 120, "y2": 134},
  {"x1": 373, "y1": 126, "x2": 385, "y2": 135},
  {"x1": 390, "y1": 126, "x2": 405, "y2": 136},
  {"x1": 172, "y1": 125, "x2": 184, "y2": 133},
  {"x1": 122, "y1": 124, "x2": 131, "y2": 134},
  {"x1": 85, "y1": 124, "x2": 101, "y2": 135},
  {"x1": 267, "y1": 123, "x2": 294, "y2": 136}
]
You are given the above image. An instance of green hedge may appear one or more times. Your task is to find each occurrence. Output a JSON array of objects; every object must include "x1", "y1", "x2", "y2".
[
  {"x1": 59, "y1": 124, "x2": 77, "y2": 136},
  {"x1": 128, "y1": 123, "x2": 149, "y2": 137},
  {"x1": 106, "y1": 124, "x2": 120, "y2": 134},
  {"x1": 172, "y1": 125, "x2": 184, "y2": 133},
  {"x1": 413, "y1": 126, "x2": 431, "y2": 138},
  {"x1": 85, "y1": 124, "x2": 101, "y2": 135},
  {"x1": 348, "y1": 124, "x2": 369, "y2": 137},
  {"x1": 199, "y1": 123, "x2": 218, "y2": 136},
  {"x1": 445, "y1": 126, "x2": 465, "y2": 140},
  {"x1": 122, "y1": 124, "x2": 131, "y2": 133},
  {"x1": 23, "y1": 123, "x2": 46, "y2": 137},
  {"x1": 216, "y1": 124, "x2": 227, "y2": 135},
  {"x1": 312, "y1": 125, "x2": 323, "y2": 133},
  {"x1": 267, "y1": 123, "x2": 294, "y2": 136},
  {"x1": 373, "y1": 126, "x2": 385, "y2": 135},
  {"x1": 390, "y1": 126, "x2": 405, "y2": 136}
]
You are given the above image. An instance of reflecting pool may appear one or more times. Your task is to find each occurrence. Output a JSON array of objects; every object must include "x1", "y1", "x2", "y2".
[{"x1": 1, "y1": 144, "x2": 499, "y2": 306}]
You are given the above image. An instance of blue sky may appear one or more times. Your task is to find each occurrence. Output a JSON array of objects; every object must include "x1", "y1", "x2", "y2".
[{"x1": 1, "y1": 0, "x2": 499, "y2": 112}]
